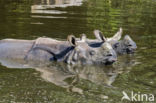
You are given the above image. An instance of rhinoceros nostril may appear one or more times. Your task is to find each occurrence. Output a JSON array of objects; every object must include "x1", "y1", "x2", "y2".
[
  {"x1": 107, "y1": 54, "x2": 113, "y2": 56},
  {"x1": 128, "y1": 44, "x2": 132, "y2": 46}
]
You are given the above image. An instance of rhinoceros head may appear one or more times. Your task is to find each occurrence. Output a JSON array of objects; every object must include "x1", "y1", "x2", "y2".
[
  {"x1": 67, "y1": 35, "x2": 117, "y2": 65},
  {"x1": 122, "y1": 35, "x2": 137, "y2": 54},
  {"x1": 94, "y1": 28, "x2": 137, "y2": 54}
]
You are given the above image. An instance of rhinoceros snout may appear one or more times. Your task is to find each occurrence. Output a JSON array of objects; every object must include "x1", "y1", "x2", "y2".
[
  {"x1": 126, "y1": 47, "x2": 136, "y2": 54},
  {"x1": 105, "y1": 57, "x2": 117, "y2": 65},
  {"x1": 105, "y1": 60, "x2": 116, "y2": 65}
]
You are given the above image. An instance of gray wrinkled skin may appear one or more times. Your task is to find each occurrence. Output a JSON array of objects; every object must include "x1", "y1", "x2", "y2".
[
  {"x1": 0, "y1": 36, "x2": 117, "y2": 65},
  {"x1": 78, "y1": 34, "x2": 117, "y2": 64},
  {"x1": 81, "y1": 28, "x2": 137, "y2": 55},
  {"x1": 110, "y1": 35, "x2": 137, "y2": 54}
]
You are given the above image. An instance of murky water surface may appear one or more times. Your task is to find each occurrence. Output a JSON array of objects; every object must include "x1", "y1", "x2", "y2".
[{"x1": 0, "y1": 0, "x2": 156, "y2": 103}]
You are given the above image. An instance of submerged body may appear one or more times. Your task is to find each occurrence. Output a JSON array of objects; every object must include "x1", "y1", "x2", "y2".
[{"x1": 0, "y1": 36, "x2": 117, "y2": 65}]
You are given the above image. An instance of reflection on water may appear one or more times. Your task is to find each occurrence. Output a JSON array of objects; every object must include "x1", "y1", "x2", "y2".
[
  {"x1": 31, "y1": 0, "x2": 83, "y2": 18},
  {"x1": 0, "y1": 0, "x2": 156, "y2": 102},
  {"x1": 0, "y1": 53, "x2": 137, "y2": 95},
  {"x1": 33, "y1": 0, "x2": 83, "y2": 6}
]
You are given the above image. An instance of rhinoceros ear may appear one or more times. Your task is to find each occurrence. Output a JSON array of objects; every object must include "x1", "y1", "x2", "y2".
[
  {"x1": 94, "y1": 30, "x2": 106, "y2": 42},
  {"x1": 124, "y1": 35, "x2": 132, "y2": 41},
  {"x1": 67, "y1": 35, "x2": 77, "y2": 46},
  {"x1": 110, "y1": 27, "x2": 122, "y2": 41},
  {"x1": 80, "y1": 34, "x2": 86, "y2": 42}
]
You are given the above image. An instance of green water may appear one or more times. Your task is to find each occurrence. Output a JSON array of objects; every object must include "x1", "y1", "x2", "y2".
[{"x1": 0, "y1": 0, "x2": 156, "y2": 103}]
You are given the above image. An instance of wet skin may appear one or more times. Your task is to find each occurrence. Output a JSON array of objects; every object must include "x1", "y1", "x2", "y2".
[{"x1": 0, "y1": 35, "x2": 117, "y2": 65}]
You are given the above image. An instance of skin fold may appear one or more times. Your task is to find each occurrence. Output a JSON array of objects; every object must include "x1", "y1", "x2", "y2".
[{"x1": 0, "y1": 35, "x2": 117, "y2": 65}]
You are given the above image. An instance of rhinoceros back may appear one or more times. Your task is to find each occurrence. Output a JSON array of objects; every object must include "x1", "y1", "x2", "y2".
[
  {"x1": 0, "y1": 39, "x2": 34, "y2": 59},
  {"x1": 0, "y1": 39, "x2": 53, "y2": 62}
]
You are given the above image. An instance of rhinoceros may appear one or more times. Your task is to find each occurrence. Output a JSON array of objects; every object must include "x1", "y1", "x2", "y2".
[
  {"x1": 79, "y1": 28, "x2": 137, "y2": 54},
  {"x1": 0, "y1": 35, "x2": 117, "y2": 65}
]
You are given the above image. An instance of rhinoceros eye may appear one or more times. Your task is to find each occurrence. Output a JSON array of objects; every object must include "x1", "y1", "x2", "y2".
[
  {"x1": 90, "y1": 51, "x2": 96, "y2": 55},
  {"x1": 128, "y1": 44, "x2": 132, "y2": 46},
  {"x1": 114, "y1": 43, "x2": 119, "y2": 48}
]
